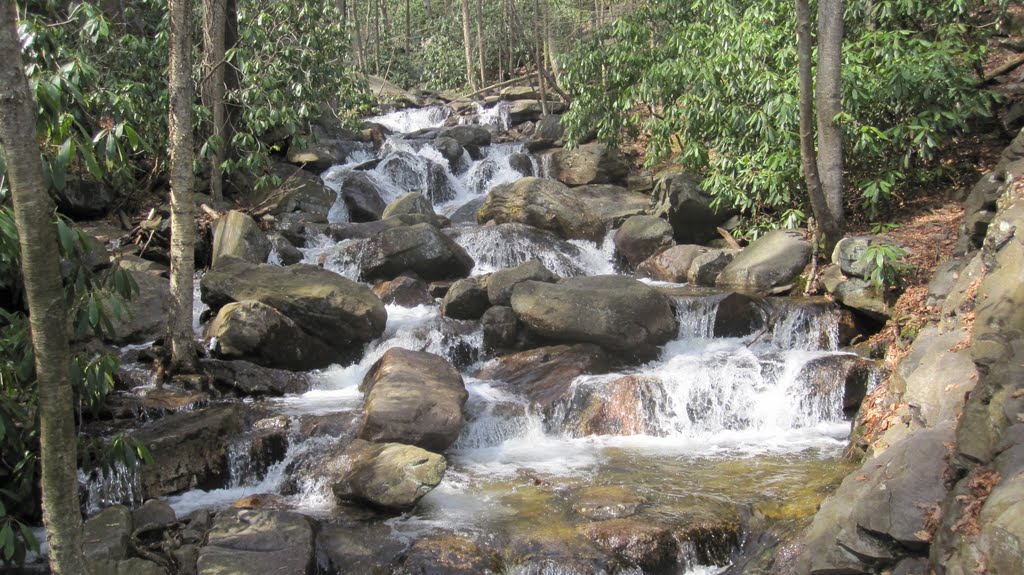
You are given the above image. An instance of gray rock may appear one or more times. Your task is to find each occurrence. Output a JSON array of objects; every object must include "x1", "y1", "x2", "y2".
[
  {"x1": 713, "y1": 292, "x2": 767, "y2": 338},
  {"x1": 360, "y1": 223, "x2": 475, "y2": 281},
  {"x1": 197, "y1": 509, "x2": 313, "y2": 575},
  {"x1": 822, "y1": 265, "x2": 895, "y2": 321},
  {"x1": 716, "y1": 230, "x2": 811, "y2": 291},
  {"x1": 201, "y1": 258, "x2": 387, "y2": 350},
  {"x1": 441, "y1": 276, "x2": 491, "y2": 320},
  {"x1": 832, "y1": 235, "x2": 885, "y2": 279},
  {"x1": 688, "y1": 249, "x2": 736, "y2": 286},
  {"x1": 56, "y1": 178, "x2": 116, "y2": 219},
  {"x1": 201, "y1": 358, "x2": 312, "y2": 396},
  {"x1": 316, "y1": 523, "x2": 405, "y2": 574},
  {"x1": 527, "y1": 114, "x2": 565, "y2": 151},
  {"x1": 449, "y1": 197, "x2": 486, "y2": 224},
  {"x1": 511, "y1": 275, "x2": 678, "y2": 356},
  {"x1": 262, "y1": 162, "x2": 336, "y2": 222},
  {"x1": 399, "y1": 534, "x2": 498, "y2": 575},
  {"x1": 441, "y1": 124, "x2": 492, "y2": 147},
  {"x1": 614, "y1": 215, "x2": 676, "y2": 268},
  {"x1": 337, "y1": 172, "x2": 387, "y2": 222},
  {"x1": 893, "y1": 324, "x2": 978, "y2": 428},
  {"x1": 481, "y1": 305, "x2": 519, "y2": 351},
  {"x1": 637, "y1": 245, "x2": 709, "y2": 283},
  {"x1": 381, "y1": 192, "x2": 437, "y2": 219},
  {"x1": 546, "y1": 143, "x2": 629, "y2": 186},
  {"x1": 331, "y1": 439, "x2": 446, "y2": 511},
  {"x1": 88, "y1": 558, "x2": 167, "y2": 575},
  {"x1": 326, "y1": 213, "x2": 450, "y2": 241},
  {"x1": 268, "y1": 233, "x2": 303, "y2": 266},
  {"x1": 509, "y1": 152, "x2": 535, "y2": 176},
  {"x1": 359, "y1": 347, "x2": 468, "y2": 452},
  {"x1": 431, "y1": 135, "x2": 465, "y2": 171},
  {"x1": 286, "y1": 135, "x2": 361, "y2": 172},
  {"x1": 650, "y1": 170, "x2": 736, "y2": 244},
  {"x1": 206, "y1": 300, "x2": 339, "y2": 370},
  {"x1": 105, "y1": 270, "x2": 170, "y2": 344},
  {"x1": 372, "y1": 275, "x2": 434, "y2": 307},
  {"x1": 487, "y1": 260, "x2": 558, "y2": 306},
  {"x1": 478, "y1": 177, "x2": 606, "y2": 242},
  {"x1": 131, "y1": 499, "x2": 177, "y2": 531},
  {"x1": 573, "y1": 184, "x2": 652, "y2": 229},
  {"x1": 83, "y1": 505, "x2": 132, "y2": 562},
  {"x1": 506, "y1": 99, "x2": 566, "y2": 123}
]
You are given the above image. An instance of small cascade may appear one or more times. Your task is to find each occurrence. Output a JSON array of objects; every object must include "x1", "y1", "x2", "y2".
[
  {"x1": 470, "y1": 101, "x2": 511, "y2": 131},
  {"x1": 766, "y1": 301, "x2": 841, "y2": 352},
  {"x1": 452, "y1": 381, "x2": 544, "y2": 450},
  {"x1": 674, "y1": 295, "x2": 722, "y2": 340},
  {"x1": 81, "y1": 463, "x2": 143, "y2": 514},
  {"x1": 367, "y1": 105, "x2": 450, "y2": 132}
]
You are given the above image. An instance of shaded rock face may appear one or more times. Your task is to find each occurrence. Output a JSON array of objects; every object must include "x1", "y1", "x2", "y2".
[
  {"x1": 316, "y1": 522, "x2": 406, "y2": 575},
  {"x1": 211, "y1": 210, "x2": 271, "y2": 267},
  {"x1": 263, "y1": 162, "x2": 337, "y2": 222},
  {"x1": 713, "y1": 292, "x2": 768, "y2": 338},
  {"x1": 134, "y1": 405, "x2": 242, "y2": 497},
  {"x1": 511, "y1": 275, "x2": 678, "y2": 356},
  {"x1": 717, "y1": 230, "x2": 811, "y2": 291},
  {"x1": 487, "y1": 260, "x2": 558, "y2": 306},
  {"x1": 359, "y1": 347, "x2": 468, "y2": 452},
  {"x1": 105, "y1": 270, "x2": 170, "y2": 344},
  {"x1": 56, "y1": 178, "x2": 116, "y2": 219},
  {"x1": 547, "y1": 143, "x2": 629, "y2": 186},
  {"x1": 200, "y1": 257, "x2": 387, "y2": 350},
  {"x1": 337, "y1": 171, "x2": 387, "y2": 222},
  {"x1": 360, "y1": 223, "x2": 475, "y2": 281},
  {"x1": 431, "y1": 135, "x2": 465, "y2": 171},
  {"x1": 268, "y1": 233, "x2": 303, "y2": 265},
  {"x1": 795, "y1": 353, "x2": 880, "y2": 417},
  {"x1": 651, "y1": 170, "x2": 735, "y2": 244},
  {"x1": 205, "y1": 300, "x2": 339, "y2": 371},
  {"x1": 286, "y1": 134, "x2": 362, "y2": 173},
  {"x1": 440, "y1": 276, "x2": 491, "y2": 320},
  {"x1": 481, "y1": 305, "x2": 519, "y2": 351},
  {"x1": 200, "y1": 358, "x2": 311, "y2": 396},
  {"x1": 479, "y1": 177, "x2": 606, "y2": 242},
  {"x1": 83, "y1": 505, "x2": 133, "y2": 563},
  {"x1": 196, "y1": 509, "x2": 313, "y2": 575},
  {"x1": 688, "y1": 249, "x2": 736, "y2": 286},
  {"x1": 441, "y1": 124, "x2": 492, "y2": 148},
  {"x1": 614, "y1": 215, "x2": 676, "y2": 268},
  {"x1": 474, "y1": 344, "x2": 610, "y2": 422},
  {"x1": 527, "y1": 114, "x2": 566, "y2": 151},
  {"x1": 331, "y1": 439, "x2": 447, "y2": 511}
]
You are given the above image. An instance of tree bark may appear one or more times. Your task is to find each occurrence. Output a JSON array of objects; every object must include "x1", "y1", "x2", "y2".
[
  {"x1": 534, "y1": 0, "x2": 548, "y2": 115},
  {"x1": 476, "y1": 0, "x2": 486, "y2": 87},
  {"x1": 460, "y1": 0, "x2": 477, "y2": 91},
  {"x1": 816, "y1": 0, "x2": 845, "y2": 247},
  {"x1": 168, "y1": 0, "x2": 199, "y2": 372},
  {"x1": 202, "y1": 0, "x2": 227, "y2": 202},
  {"x1": 0, "y1": 4, "x2": 85, "y2": 574}
]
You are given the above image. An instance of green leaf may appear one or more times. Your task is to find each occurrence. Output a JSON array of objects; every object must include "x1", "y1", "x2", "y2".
[
  {"x1": 87, "y1": 296, "x2": 99, "y2": 327},
  {"x1": 1, "y1": 521, "x2": 14, "y2": 561},
  {"x1": 18, "y1": 524, "x2": 38, "y2": 555}
]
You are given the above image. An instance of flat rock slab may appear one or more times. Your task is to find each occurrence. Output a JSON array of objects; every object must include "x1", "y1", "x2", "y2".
[{"x1": 197, "y1": 509, "x2": 313, "y2": 575}]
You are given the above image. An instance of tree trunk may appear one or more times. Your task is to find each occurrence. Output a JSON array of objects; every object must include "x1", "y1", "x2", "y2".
[
  {"x1": 460, "y1": 0, "x2": 477, "y2": 91},
  {"x1": 534, "y1": 0, "x2": 547, "y2": 115},
  {"x1": 202, "y1": 0, "x2": 227, "y2": 202},
  {"x1": 352, "y1": 0, "x2": 365, "y2": 73},
  {"x1": 476, "y1": 0, "x2": 486, "y2": 87},
  {"x1": 816, "y1": 0, "x2": 845, "y2": 244},
  {"x1": 405, "y1": 0, "x2": 411, "y2": 54},
  {"x1": 543, "y1": 0, "x2": 558, "y2": 76},
  {"x1": 168, "y1": 0, "x2": 199, "y2": 372},
  {"x1": 0, "y1": 4, "x2": 85, "y2": 574}
]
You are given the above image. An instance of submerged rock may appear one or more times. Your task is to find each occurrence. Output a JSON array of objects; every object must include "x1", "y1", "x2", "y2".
[
  {"x1": 197, "y1": 509, "x2": 313, "y2": 575},
  {"x1": 578, "y1": 518, "x2": 679, "y2": 573},
  {"x1": 399, "y1": 534, "x2": 499, "y2": 575},
  {"x1": 331, "y1": 439, "x2": 447, "y2": 511},
  {"x1": 570, "y1": 485, "x2": 646, "y2": 521},
  {"x1": 359, "y1": 347, "x2": 468, "y2": 452}
]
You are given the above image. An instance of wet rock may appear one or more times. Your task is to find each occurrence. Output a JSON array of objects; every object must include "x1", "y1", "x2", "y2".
[
  {"x1": 136, "y1": 387, "x2": 209, "y2": 412},
  {"x1": 638, "y1": 244, "x2": 709, "y2": 283},
  {"x1": 316, "y1": 522, "x2": 406, "y2": 574},
  {"x1": 713, "y1": 292, "x2": 768, "y2": 338},
  {"x1": 688, "y1": 249, "x2": 737, "y2": 286},
  {"x1": 83, "y1": 505, "x2": 132, "y2": 562},
  {"x1": 262, "y1": 161, "x2": 337, "y2": 222},
  {"x1": 379, "y1": 152, "x2": 458, "y2": 204},
  {"x1": 201, "y1": 358, "x2": 311, "y2": 396},
  {"x1": 87, "y1": 558, "x2": 167, "y2": 575},
  {"x1": 431, "y1": 135, "x2": 465, "y2": 171},
  {"x1": 332, "y1": 439, "x2": 446, "y2": 511},
  {"x1": 326, "y1": 213, "x2": 449, "y2": 240},
  {"x1": 578, "y1": 518, "x2": 678, "y2": 573},
  {"x1": 105, "y1": 270, "x2": 170, "y2": 344},
  {"x1": 441, "y1": 276, "x2": 491, "y2": 320},
  {"x1": 481, "y1": 305, "x2": 519, "y2": 351},
  {"x1": 673, "y1": 515, "x2": 741, "y2": 567},
  {"x1": 268, "y1": 233, "x2": 303, "y2": 265},
  {"x1": 381, "y1": 192, "x2": 437, "y2": 219},
  {"x1": 336, "y1": 171, "x2": 387, "y2": 222},
  {"x1": 200, "y1": 257, "x2": 387, "y2": 350},
  {"x1": 650, "y1": 170, "x2": 736, "y2": 244},
  {"x1": 444, "y1": 222, "x2": 595, "y2": 276},
  {"x1": 717, "y1": 230, "x2": 811, "y2": 291},
  {"x1": 205, "y1": 300, "x2": 339, "y2": 371},
  {"x1": 449, "y1": 196, "x2": 485, "y2": 224},
  {"x1": 822, "y1": 264, "x2": 895, "y2": 321},
  {"x1": 197, "y1": 509, "x2": 313, "y2": 575},
  {"x1": 360, "y1": 223, "x2": 475, "y2": 281},
  {"x1": 230, "y1": 493, "x2": 287, "y2": 510},
  {"x1": 487, "y1": 260, "x2": 558, "y2": 306},
  {"x1": 614, "y1": 215, "x2": 676, "y2": 268},
  {"x1": 570, "y1": 485, "x2": 645, "y2": 521},
  {"x1": 474, "y1": 344, "x2": 610, "y2": 421},
  {"x1": 441, "y1": 124, "x2": 492, "y2": 147},
  {"x1": 399, "y1": 534, "x2": 499, "y2": 574},
  {"x1": 359, "y1": 347, "x2": 468, "y2": 451},
  {"x1": 372, "y1": 275, "x2": 434, "y2": 307},
  {"x1": 509, "y1": 152, "x2": 535, "y2": 176},
  {"x1": 478, "y1": 177, "x2": 606, "y2": 242},
  {"x1": 546, "y1": 143, "x2": 629, "y2": 186},
  {"x1": 573, "y1": 184, "x2": 652, "y2": 229},
  {"x1": 562, "y1": 374, "x2": 665, "y2": 436},
  {"x1": 131, "y1": 499, "x2": 176, "y2": 531},
  {"x1": 511, "y1": 275, "x2": 678, "y2": 357},
  {"x1": 796, "y1": 353, "x2": 881, "y2": 417},
  {"x1": 211, "y1": 211, "x2": 270, "y2": 267}
]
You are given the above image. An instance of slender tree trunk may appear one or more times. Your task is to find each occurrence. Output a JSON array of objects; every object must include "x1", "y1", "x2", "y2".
[
  {"x1": 476, "y1": 0, "x2": 485, "y2": 87},
  {"x1": 543, "y1": 0, "x2": 558, "y2": 76},
  {"x1": 352, "y1": 0, "x2": 365, "y2": 73},
  {"x1": 373, "y1": 0, "x2": 380, "y2": 74},
  {"x1": 424, "y1": 0, "x2": 433, "y2": 19},
  {"x1": 202, "y1": 0, "x2": 227, "y2": 202},
  {"x1": 405, "y1": 0, "x2": 410, "y2": 54},
  {"x1": 461, "y1": 0, "x2": 477, "y2": 90},
  {"x1": 168, "y1": 0, "x2": 199, "y2": 372},
  {"x1": 0, "y1": 5, "x2": 85, "y2": 574},
  {"x1": 534, "y1": 0, "x2": 547, "y2": 114},
  {"x1": 816, "y1": 0, "x2": 845, "y2": 243}
]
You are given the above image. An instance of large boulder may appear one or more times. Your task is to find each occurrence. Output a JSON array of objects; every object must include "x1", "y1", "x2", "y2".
[
  {"x1": 650, "y1": 171, "x2": 735, "y2": 244},
  {"x1": 546, "y1": 143, "x2": 629, "y2": 186},
  {"x1": 441, "y1": 124, "x2": 492, "y2": 148},
  {"x1": 688, "y1": 249, "x2": 736, "y2": 286},
  {"x1": 487, "y1": 260, "x2": 558, "y2": 306},
  {"x1": 716, "y1": 230, "x2": 811, "y2": 291},
  {"x1": 201, "y1": 258, "x2": 386, "y2": 350},
  {"x1": 359, "y1": 347, "x2": 469, "y2": 452},
  {"x1": 614, "y1": 215, "x2": 676, "y2": 268},
  {"x1": 478, "y1": 177, "x2": 605, "y2": 242},
  {"x1": 637, "y1": 245, "x2": 709, "y2": 283},
  {"x1": 105, "y1": 270, "x2": 170, "y2": 344},
  {"x1": 55, "y1": 178, "x2": 116, "y2": 219},
  {"x1": 511, "y1": 275, "x2": 678, "y2": 356},
  {"x1": 331, "y1": 439, "x2": 447, "y2": 511},
  {"x1": 260, "y1": 162, "x2": 337, "y2": 222},
  {"x1": 211, "y1": 210, "x2": 271, "y2": 267},
  {"x1": 572, "y1": 185, "x2": 650, "y2": 230},
  {"x1": 205, "y1": 301, "x2": 339, "y2": 371},
  {"x1": 359, "y1": 222, "x2": 474, "y2": 281},
  {"x1": 506, "y1": 99, "x2": 566, "y2": 123},
  {"x1": 821, "y1": 265, "x2": 895, "y2": 321},
  {"x1": 431, "y1": 136, "x2": 465, "y2": 172},
  {"x1": 527, "y1": 114, "x2": 566, "y2": 151},
  {"x1": 832, "y1": 235, "x2": 886, "y2": 279},
  {"x1": 83, "y1": 505, "x2": 132, "y2": 563},
  {"x1": 286, "y1": 136, "x2": 362, "y2": 172},
  {"x1": 197, "y1": 509, "x2": 314, "y2": 575}
]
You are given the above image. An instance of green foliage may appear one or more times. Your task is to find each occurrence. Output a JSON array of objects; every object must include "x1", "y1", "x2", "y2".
[
  {"x1": 859, "y1": 241, "x2": 910, "y2": 290},
  {"x1": 559, "y1": 0, "x2": 1003, "y2": 233}
]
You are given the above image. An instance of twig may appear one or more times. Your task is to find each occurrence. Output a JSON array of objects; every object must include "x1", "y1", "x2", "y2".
[
  {"x1": 455, "y1": 74, "x2": 535, "y2": 101},
  {"x1": 716, "y1": 227, "x2": 742, "y2": 250},
  {"x1": 982, "y1": 53, "x2": 1024, "y2": 84}
]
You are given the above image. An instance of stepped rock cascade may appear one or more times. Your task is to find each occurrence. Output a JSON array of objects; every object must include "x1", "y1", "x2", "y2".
[{"x1": 85, "y1": 104, "x2": 884, "y2": 575}]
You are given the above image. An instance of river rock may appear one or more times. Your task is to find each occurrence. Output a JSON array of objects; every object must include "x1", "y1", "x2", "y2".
[
  {"x1": 506, "y1": 99, "x2": 566, "y2": 123},
  {"x1": 821, "y1": 264, "x2": 895, "y2": 321},
  {"x1": 511, "y1": 275, "x2": 678, "y2": 356},
  {"x1": 487, "y1": 260, "x2": 558, "y2": 306},
  {"x1": 262, "y1": 162, "x2": 336, "y2": 222},
  {"x1": 132, "y1": 499, "x2": 177, "y2": 531},
  {"x1": 211, "y1": 210, "x2": 271, "y2": 267},
  {"x1": 509, "y1": 152, "x2": 535, "y2": 176},
  {"x1": 445, "y1": 222, "x2": 594, "y2": 276},
  {"x1": 449, "y1": 196, "x2": 486, "y2": 224},
  {"x1": 713, "y1": 292, "x2": 767, "y2": 338},
  {"x1": 571, "y1": 485, "x2": 645, "y2": 521},
  {"x1": 360, "y1": 222, "x2": 474, "y2": 281},
  {"x1": 205, "y1": 300, "x2": 339, "y2": 370},
  {"x1": 892, "y1": 324, "x2": 978, "y2": 429},
  {"x1": 649, "y1": 170, "x2": 735, "y2": 244},
  {"x1": 716, "y1": 230, "x2": 811, "y2": 291},
  {"x1": 327, "y1": 213, "x2": 450, "y2": 241},
  {"x1": 286, "y1": 136, "x2": 362, "y2": 173},
  {"x1": 478, "y1": 177, "x2": 605, "y2": 242},
  {"x1": 688, "y1": 249, "x2": 736, "y2": 286},
  {"x1": 83, "y1": 505, "x2": 132, "y2": 562},
  {"x1": 441, "y1": 124, "x2": 492, "y2": 147},
  {"x1": 441, "y1": 276, "x2": 491, "y2": 320},
  {"x1": 379, "y1": 151, "x2": 457, "y2": 204},
  {"x1": 562, "y1": 374, "x2": 665, "y2": 437},
  {"x1": 200, "y1": 257, "x2": 387, "y2": 350},
  {"x1": 527, "y1": 114, "x2": 565, "y2": 151},
  {"x1": 317, "y1": 522, "x2": 406, "y2": 574},
  {"x1": 544, "y1": 143, "x2": 629, "y2": 187},
  {"x1": 381, "y1": 192, "x2": 437, "y2": 219},
  {"x1": 372, "y1": 275, "x2": 434, "y2": 307},
  {"x1": 832, "y1": 235, "x2": 886, "y2": 279},
  {"x1": 87, "y1": 558, "x2": 167, "y2": 575},
  {"x1": 399, "y1": 534, "x2": 498, "y2": 575},
  {"x1": 268, "y1": 233, "x2": 303, "y2": 265},
  {"x1": 359, "y1": 347, "x2": 468, "y2": 451},
  {"x1": 578, "y1": 518, "x2": 678, "y2": 573},
  {"x1": 795, "y1": 353, "x2": 880, "y2": 417},
  {"x1": 481, "y1": 305, "x2": 519, "y2": 351},
  {"x1": 201, "y1": 358, "x2": 311, "y2": 396},
  {"x1": 614, "y1": 215, "x2": 676, "y2": 268},
  {"x1": 637, "y1": 244, "x2": 708, "y2": 283},
  {"x1": 134, "y1": 404, "x2": 242, "y2": 497},
  {"x1": 431, "y1": 135, "x2": 465, "y2": 171},
  {"x1": 105, "y1": 269, "x2": 170, "y2": 344},
  {"x1": 332, "y1": 439, "x2": 447, "y2": 511},
  {"x1": 197, "y1": 509, "x2": 313, "y2": 575},
  {"x1": 474, "y1": 344, "x2": 610, "y2": 421},
  {"x1": 336, "y1": 171, "x2": 387, "y2": 222}
]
